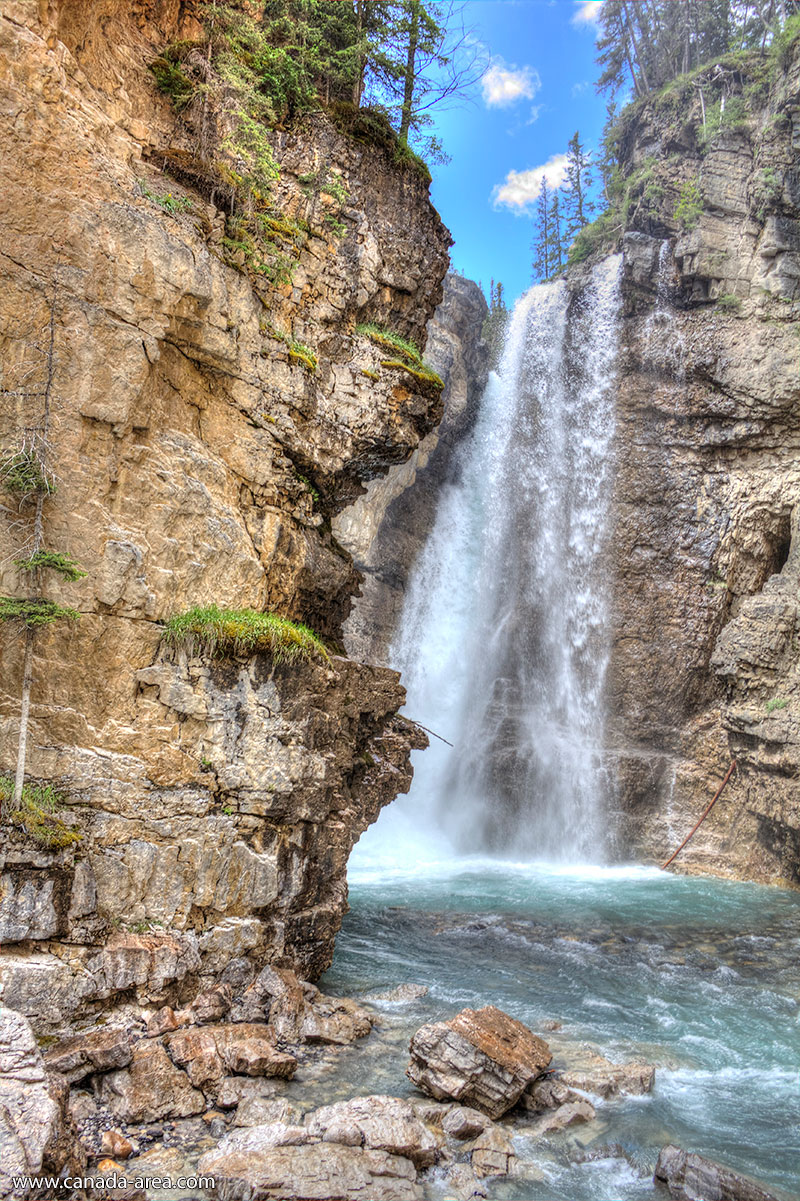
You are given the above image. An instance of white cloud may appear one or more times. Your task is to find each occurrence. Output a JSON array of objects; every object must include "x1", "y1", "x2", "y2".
[
  {"x1": 571, "y1": 80, "x2": 590, "y2": 97},
  {"x1": 572, "y1": 1, "x2": 603, "y2": 25},
  {"x1": 492, "y1": 154, "x2": 570, "y2": 213},
  {"x1": 481, "y1": 59, "x2": 541, "y2": 108},
  {"x1": 526, "y1": 103, "x2": 544, "y2": 125}
]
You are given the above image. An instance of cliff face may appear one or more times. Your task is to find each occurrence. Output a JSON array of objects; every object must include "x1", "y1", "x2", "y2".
[
  {"x1": 606, "y1": 49, "x2": 800, "y2": 886},
  {"x1": 334, "y1": 273, "x2": 489, "y2": 663},
  {"x1": 0, "y1": 0, "x2": 449, "y2": 1027}
]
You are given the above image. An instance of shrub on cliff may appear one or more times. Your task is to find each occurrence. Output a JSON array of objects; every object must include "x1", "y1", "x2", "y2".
[{"x1": 162, "y1": 605, "x2": 329, "y2": 664}]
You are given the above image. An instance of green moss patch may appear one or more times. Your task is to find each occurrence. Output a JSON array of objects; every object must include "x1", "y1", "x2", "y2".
[
  {"x1": 0, "y1": 777, "x2": 82, "y2": 850},
  {"x1": 162, "y1": 605, "x2": 329, "y2": 664}
]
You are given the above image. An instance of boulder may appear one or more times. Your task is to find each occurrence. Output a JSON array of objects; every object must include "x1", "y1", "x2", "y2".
[
  {"x1": 97, "y1": 1043, "x2": 205, "y2": 1122},
  {"x1": 365, "y1": 984, "x2": 429, "y2": 1004},
  {"x1": 520, "y1": 1076, "x2": 585, "y2": 1112},
  {"x1": 532, "y1": 1099, "x2": 596, "y2": 1135},
  {"x1": 307, "y1": 1096, "x2": 439, "y2": 1168},
  {"x1": 191, "y1": 985, "x2": 232, "y2": 1024},
  {"x1": 199, "y1": 1137, "x2": 422, "y2": 1201},
  {"x1": 215, "y1": 1076, "x2": 280, "y2": 1109},
  {"x1": 234, "y1": 1097, "x2": 301, "y2": 1128},
  {"x1": 442, "y1": 1106, "x2": 488, "y2": 1141},
  {"x1": 407, "y1": 1006, "x2": 551, "y2": 1119},
  {"x1": 233, "y1": 966, "x2": 373, "y2": 1046},
  {"x1": 442, "y1": 1164, "x2": 488, "y2": 1200},
  {"x1": 654, "y1": 1145, "x2": 782, "y2": 1201},
  {"x1": 44, "y1": 1025, "x2": 132, "y2": 1083},
  {"x1": 0, "y1": 1003, "x2": 83, "y2": 1199},
  {"x1": 299, "y1": 994, "x2": 373, "y2": 1045},
  {"x1": 561, "y1": 1056, "x2": 655, "y2": 1099},
  {"x1": 469, "y1": 1126, "x2": 516, "y2": 1179},
  {"x1": 166, "y1": 1023, "x2": 297, "y2": 1087}
]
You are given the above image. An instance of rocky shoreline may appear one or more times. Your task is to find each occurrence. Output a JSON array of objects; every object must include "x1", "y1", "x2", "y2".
[{"x1": 2, "y1": 981, "x2": 785, "y2": 1201}]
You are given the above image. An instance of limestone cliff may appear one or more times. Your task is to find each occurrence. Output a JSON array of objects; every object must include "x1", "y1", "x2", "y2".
[
  {"x1": 334, "y1": 273, "x2": 489, "y2": 663},
  {"x1": 602, "y1": 49, "x2": 800, "y2": 887},
  {"x1": 0, "y1": 0, "x2": 451, "y2": 1028}
]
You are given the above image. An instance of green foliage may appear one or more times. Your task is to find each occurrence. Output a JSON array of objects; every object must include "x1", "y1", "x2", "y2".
[
  {"x1": 769, "y1": 12, "x2": 800, "y2": 71},
  {"x1": 698, "y1": 97, "x2": 751, "y2": 152},
  {"x1": 356, "y1": 323, "x2": 422, "y2": 364},
  {"x1": 162, "y1": 604, "x2": 329, "y2": 664},
  {"x1": 0, "y1": 598, "x2": 80, "y2": 627},
  {"x1": 717, "y1": 293, "x2": 742, "y2": 313},
  {"x1": 766, "y1": 696, "x2": 789, "y2": 713},
  {"x1": 0, "y1": 776, "x2": 82, "y2": 850},
  {"x1": 0, "y1": 447, "x2": 55, "y2": 498},
  {"x1": 13, "y1": 550, "x2": 87, "y2": 581},
  {"x1": 149, "y1": 46, "x2": 198, "y2": 107},
  {"x1": 379, "y1": 358, "x2": 444, "y2": 388},
  {"x1": 567, "y1": 209, "x2": 621, "y2": 266},
  {"x1": 294, "y1": 470, "x2": 320, "y2": 503},
  {"x1": 753, "y1": 167, "x2": 783, "y2": 220},
  {"x1": 268, "y1": 326, "x2": 317, "y2": 371},
  {"x1": 673, "y1": 179, "x2": 704, "y2": 230},
  {"x1": 139, "y1": 180, "x2": 193, "y2": 213}
]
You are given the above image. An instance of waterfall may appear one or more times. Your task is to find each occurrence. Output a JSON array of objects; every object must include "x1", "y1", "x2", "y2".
[{"x1": 351, "y1": 255, "x2": 623, "y2": 874}]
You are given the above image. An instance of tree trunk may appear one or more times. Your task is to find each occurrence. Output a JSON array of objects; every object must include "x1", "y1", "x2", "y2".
[{"x1": 399, "y1": 0, "x2": 420, "y2": 143}]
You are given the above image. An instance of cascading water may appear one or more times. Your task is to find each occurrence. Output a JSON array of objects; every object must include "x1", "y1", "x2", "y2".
[{"x1": 352, "y1": 255, "x2": 623, "y2": 870}]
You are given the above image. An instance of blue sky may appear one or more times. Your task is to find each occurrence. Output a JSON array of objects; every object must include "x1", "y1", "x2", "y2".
[{"x1": 424, "y1": 0, "x2": 606, "y2": 303}]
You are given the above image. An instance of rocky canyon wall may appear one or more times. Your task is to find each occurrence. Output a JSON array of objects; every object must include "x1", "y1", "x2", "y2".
[
  {"x1": 0, "y1": 0, "x2": 451, "y2": 1030},
  {"x1": 605, "y1": 47, "x2": 800, "y2": 887}
]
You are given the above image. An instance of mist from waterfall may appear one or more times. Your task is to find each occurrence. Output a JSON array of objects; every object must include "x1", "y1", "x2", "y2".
[{"x1": 350, "y1": 255, "x2": 623, "y2": 876}]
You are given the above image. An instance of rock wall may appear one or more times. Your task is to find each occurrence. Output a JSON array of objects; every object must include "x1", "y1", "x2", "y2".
[
  {"x1": 334, "y1": 273, "x2": 489, "y2": 663},
  {"x1": 0, "y1": 0, "x2": 450, "y2": 1027},
  {"x1": 605, "y1": 51, "x2": 800, "y2": 886}
]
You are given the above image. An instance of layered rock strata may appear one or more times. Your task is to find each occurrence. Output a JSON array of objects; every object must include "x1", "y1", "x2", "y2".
[{"x1": 0, "y1": 0, "x2": 450, "y2": 1023}]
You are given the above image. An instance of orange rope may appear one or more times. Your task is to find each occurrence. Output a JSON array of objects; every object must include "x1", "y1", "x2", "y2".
[{"x1": 661, "y1": 759, "x2": 738, "y2": 870}]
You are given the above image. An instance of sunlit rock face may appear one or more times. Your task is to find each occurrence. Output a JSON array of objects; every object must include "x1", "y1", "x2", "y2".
[
  {"x1": 605, "y1": 56, "x2": 800, "y2": 887},
  {"x1": 0, "y1": 0, "x2": 447, "y2": 1022}
]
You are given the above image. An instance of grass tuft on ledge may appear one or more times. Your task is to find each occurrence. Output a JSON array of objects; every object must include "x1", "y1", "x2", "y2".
[
  {"x1": 162, "y1": 605, "x2": 329, "y2": 664},
  {"x1": 0, "y1": 776, "x2": 82, "y2": 850}
]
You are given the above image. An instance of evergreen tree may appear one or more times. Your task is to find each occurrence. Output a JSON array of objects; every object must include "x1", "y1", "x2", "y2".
[
  {"x1": 531, "y1": 179, "x2": 553, "y2": 282},
  {"x1": 548, "y1": 190, "x2": 566, "y2": 276},
  {"x1": 563, "y1": 131, "x2": 595, "y2": 240}
]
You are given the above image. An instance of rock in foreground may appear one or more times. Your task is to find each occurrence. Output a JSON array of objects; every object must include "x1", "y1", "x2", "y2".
[
  {"x1": 407, "y1": 1006, "x2": 551, "y2": 1118},
  {"x1": 654, "y1": 1145, "x2": 782, "y2": 1201}
]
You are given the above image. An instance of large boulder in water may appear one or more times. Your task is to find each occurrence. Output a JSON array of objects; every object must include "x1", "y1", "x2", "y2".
[
  {"x1": 654, "y1": 1145, "x2": 782, "y2": 1201},
  {"x1": 406, "y1": 1005, "x2": 552, "y2": 1119}
]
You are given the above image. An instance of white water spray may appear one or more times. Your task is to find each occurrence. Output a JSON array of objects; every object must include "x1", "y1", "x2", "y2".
[{"x1": 351, "y1": 256, "x2": 623, "y2": 875}]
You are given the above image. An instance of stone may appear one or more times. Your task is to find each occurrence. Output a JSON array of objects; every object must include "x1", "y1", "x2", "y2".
[
  {"x1": 441, "y1": 1106, "x2": 488, "y2": 1141},
  {"x1": 561, "y1": 1057, "x2": 655, "y2": 1099},
  {"x1": 146, "y1": 1006, "x2": 181, "y2": 1036},
  {"x1": 442, "y1": 1164, "x2": 489, "y2": 1200},
  {"x1": 191, "y1": 985, "x2": 232, "y2": 1024},
  {"x1": 307, "y1": 1096, "x2": 440, "y2": 1169},
  {"x1": 532, "y1": 1100, "x2": 596, "y2": 1135},
  {"x1": 407, "y1": 1007, "x2": 552, "y2": 1119},
  {"x1": 44, "y1": 1025, "x2": 132, "y2": 1083},
  {"x1": 234, "y1": 1097, "x2": 301, "y2": 1128},
  {"x1": 98, "y1": 1043, "x2": 205, "y2": 1122},
  {"x1": 198, "y1": 1139, "x2": 422, "y2": 1201},
  {"x1": 101, "y1": 1129, "x2": 135, "y2": 1159},
  {"x1": 654, "y1": 1145, "x2": 782, "y2": 1201},
  {"x1": 364, "y1": 984, "x2": 429, "y2": 1003},
  {"x1": 469, "y1": 1126, "x2": 516, "y2": 1179},
  {"x1": 519, "y1": 1076, "x2": 586, "y2": 1112},
  {"x1": 0, "y1": 1003, "x2": 82, "y2": 1199},
  {"x1": 167, "y1": 1024, "x2": 297, "y2": 1085}
]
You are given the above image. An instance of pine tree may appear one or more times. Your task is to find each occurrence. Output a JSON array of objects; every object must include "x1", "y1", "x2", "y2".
[
  {"x1": 531, "y1": 179, "x2": 553, "y2": 282},
  {"x1": 563, "y1": 131, "x2": 595, "y2": 241},
  {"x1": 548, "y1": 190, "x2": 565, "y2": 276}
]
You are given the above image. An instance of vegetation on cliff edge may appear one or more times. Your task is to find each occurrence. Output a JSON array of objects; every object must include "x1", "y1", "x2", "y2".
[{"x1": 162, "y1": 605, "x2": 330, "y2": 664}]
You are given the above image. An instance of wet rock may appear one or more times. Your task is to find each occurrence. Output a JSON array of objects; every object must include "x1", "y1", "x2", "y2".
[
  {"x1": 214, "y1": 1076, "x2": 280, "y2": 1109},
  {"x1": 98, "y1": 1043, "x2": 205, "y2": 1122},
  {"x1": 199, "y1": 1139, "x2": 422, "y2": 1201},
  {"x1": 442, "y1": 1163, "x2": 489, "y2": 1199},
  {"x1": 469, "y1": 1125, "x2": 516, "y2": 1179},
  {"x1": 532, "y1": 1099, "x2": 596, "y2": 1135},
  {"x1": 654, "y1": 1145, "x2": 782, "y2": 1201},
  {"x1": 44, "y1": 1025, "x2": 132, "y2": 1083},
  {"x1": 101, "y1": 1129, "x2": 135, "y2": 1159},
  {"x1": 166, "y1": 1023, "x2": 297, "y2": 1087},
  {"x1": 299, "y1": 993, "x2": 373, "y2": 1045},
  {"x1": 365, "y1": 984, "x2": 430, "y2": 1003},
  {"x1": 0, "y1": 1003, "x2": 82, "y2": 1199},
  {"x1": 561, "y1": 1056, "x2": 655, "y2": 1099},
  {"x1": 307, "y1": 1095, "x2": 440, "y2": 1168},
  {"x1": 442, "y1": 1106, "x2": 488, "y2": 1141},
  {"x1": 519, "y1": 1076, "x2": 585, "y2": 1112},
  {"x1": 234, "y1": 1097, "x2": 301, "y2": 1128},
  {"x1": 407, "y1": 1006, "x2": 552, "y2": 1119}
]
